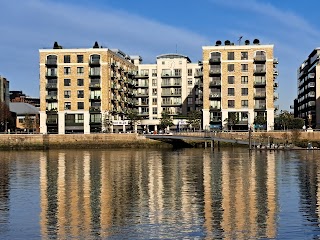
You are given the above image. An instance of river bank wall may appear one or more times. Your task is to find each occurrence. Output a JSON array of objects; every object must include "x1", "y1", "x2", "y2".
[{"x1": 0, "y1": 134, "x2": 173, "y2": 150}]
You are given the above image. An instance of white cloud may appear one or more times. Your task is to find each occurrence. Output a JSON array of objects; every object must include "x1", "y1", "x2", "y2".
[{"x1": 0, "y1": 0, "x2": 209, "y2": 96}]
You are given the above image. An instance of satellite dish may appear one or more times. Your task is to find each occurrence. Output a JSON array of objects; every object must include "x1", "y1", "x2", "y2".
[
  {"x1": 225, "y1": 40, "x2": 231, "y2": 45},
  {"x1": 215, "y1": 40, "x2": 222, "y2": 46},
  {"x1": 245, "y1": 40, "x2": 250, "y2": 45},
  {"x1": 253, "y1": 39, "x2": 260, "y2": 45}
]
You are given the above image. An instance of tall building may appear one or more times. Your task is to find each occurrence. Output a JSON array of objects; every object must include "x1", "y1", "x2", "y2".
[
  {"x1": 39, "y1": 42, "x2": 137, "y2": 134},
  {"x1": 134, "y1": 54, "x2": 203, "y2": 132},
  {"x1": 202, "y1": 39, "x2": 278, "y2": 131},
  {"x1": 0, "y1": 76, "x2": 10, "y2": 105},
  {"x1": 295, "y1": 48, "x2": 320, "y2": 128}
]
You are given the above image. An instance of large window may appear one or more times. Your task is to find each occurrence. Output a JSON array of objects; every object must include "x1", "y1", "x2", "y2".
[
  {"x1": 64, "y1": 79, "x2": 71, "y2": 86},
  {"x1": 241, "y1": 64, "x2": 248, "y2": 72},
  {"x1": 77, "y1": 55, "x2": 83, "y2": 63},
  {"x1": 77, "y1": 67, "x2": 84, "y2": 75},
  {"x1": 77, "y1": 102, "x2": 84, "y2": 110},
  {"x1": 228, "y1": 88, "x2": 235, "y2": 96},
  {"x1": 241, "y1": 52, "x2": 248, "y2": 60},
  {"x1": 64, "y1": 90, "x2": 71, "y2": 98},
  {"x1": 241, "y1": 76, "x2": 248, "y2": 84},
  {"x1": 227, "y1": 52, "x2": 234, "y2": 60},
  {"x1": 188, "y1": 69, "x2": 192, "y2": 76},
  {"x1": 77, "y1": 79, "x2": 84, "y2": 86},
  {"x1": 77, "y1": 90, "x2": 84, "y2": 98},
  {"x1": 228, "y1": 100, "x2": 235, "y2": 108},
  {"x1": 64, "y1": 55, "x2": 70, "y2": 63},
  {"x1": 64, "y1": 102, "x2": 71, "y2": 110},
  {"x1": 241, "y1": 100, "x2": 248, "y2": 108},
  {"x1": 228, "y1": 76, "x2": 234, "y2": 84},
  {"x1": 227, "y1": 64, "x2": 234, "y2": 72},
  {"x1": 241, "y1": 88, "x2": 248, "y2": 96},
  {"x1": 64, "y1": 67, "x2": 71, "y2": 75}
]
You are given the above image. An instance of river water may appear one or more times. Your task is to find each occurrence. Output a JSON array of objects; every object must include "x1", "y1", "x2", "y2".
[{"x1": 0, "y1": 148, "x2": 320, "y2": 239}]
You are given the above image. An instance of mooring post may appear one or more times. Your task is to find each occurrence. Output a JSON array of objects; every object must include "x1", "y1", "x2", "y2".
[{"x1": 211, "y1": 140, "x2": 214, "y2": 149}]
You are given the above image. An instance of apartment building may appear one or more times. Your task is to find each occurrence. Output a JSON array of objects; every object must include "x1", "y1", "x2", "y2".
[
  {"x1": 295, "y1": 48, "x2": 320, "y2": 128},
  {"x1": 202, "y1": 39, "x2": 278, "y2": 131},
  {"x1": 133, "y1": 53, "x2": 203, "y2": 132},
  {"x1": 0, "y1": 76, "x2": 10, "y2": 105},
  {"x1": 39, "y1": 42, "x2": 137, "y2": 134}
]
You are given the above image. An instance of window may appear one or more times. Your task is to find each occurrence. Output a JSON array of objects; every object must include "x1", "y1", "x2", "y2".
[
  {"x1": 188, "y1": 97, "x2": 193, "y2": 105},
  {"x1": 64, "y1": 55, "x2": 70, "y2": 63},
  {"x1": 64, "y1": 79, "x2": 71, "y2": 86},
  {"x1": 228, "y1": 88, "x2": 235, "y2": 96},
  {"x1": 241, "y1": 52, "x2": 248, "y2": 60},
  {"x1": 77, "y1": 102, "x2": 84, "y2": 110},
  {"x1": 174, "y1": 69, "x2": 181, "y2": 76},
  {"x1": 241, "y1": 76, "x2": 248, "y2": 84},
  {"x1": 77, "y1": 55, "x2": 83, "y2": 63},
  {"x1": 188, "y1": 69, "x2": 192, "y2": 76},
  {"x1": 241, "y1": 88, "x2": 248, "y2": 96},
  {"x1": 188, "y1": 78, "x2": 193, "y2": 86},
  {"x1": 19, "y1": 118, "x2": 24, "y2": 123},
  {"x1": 76, "y1": 114, "x2": 84, "y2": 123},
  {"x1": 241, "y1": 100, "x2": 248, "y2": 108},
  {"x1": 152, "y1": 98, "x2": 157, "y2": 105},
  {"x1": 152, "y1": 79, "x2": 157, "y2": 86},
  {"x1": 77, "y1": 67, "x2": 84, "y2": 75},
  {"x1": 64, "y1": 90, "x2": 71, "y2": 98},
  {"x1": 64, "y1": 67, "x2": 71, "y2": 75},
  {"x1": 241, "y1": 64, "x2": 248, "y2": 72},
  {"x1": 228, "y1": 76, "x2": 234, "y2": 84},
  {"x1": 90, "y1": 67, "x2": 100, "y2": 76},
  {"x1": 152, "y1": 88, "x2": 157, "y2": 96},
  {"x1": 64, "y1": 102, "x2": 71, "y2": 110},
  {"x1": 77, "y1": 90, "x2": 84, "y2": 98},
  {"x1": 152, "y1": 69, "x2": 157, "y2": 77},
  {"x1": 77, "y1": 79, "x2": 84, "y2": 86},
  {"x1": 152, "y1": 107, "x2": 157, "y2": 114},
  {"x1": 90, "y1": 114, "x2": 101, "y2": 123},
  {"x1": 227, "y1": 64, "x2": 234, "y2": 72},
  {"x1": 227, "y1": 52, "x2": 234, "y2": 60},
  {"x1": 228, "y1": 100, "x2": 235, "y2": 108}
]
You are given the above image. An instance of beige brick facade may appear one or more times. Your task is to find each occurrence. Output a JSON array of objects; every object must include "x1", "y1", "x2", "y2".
[
  {"x1": 202, "y1": 41, "x2": 278, "y2": 131},
  {"x1": 39, "y1": 43, "x2": 137, "y2": 134}
]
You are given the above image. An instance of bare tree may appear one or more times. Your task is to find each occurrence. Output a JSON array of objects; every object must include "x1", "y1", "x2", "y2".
[{"x1": 0, "y1": 102, "x2": 11, "y2": 132}]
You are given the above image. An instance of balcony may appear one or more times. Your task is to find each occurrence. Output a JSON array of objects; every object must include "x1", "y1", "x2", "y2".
[
  {"x1": 274, "y1": 105, "x2": 279, "y2": 111},
  {"x1": 209, "y1": 57, "x2": 221, "y2": 64},
  {"x1": 209, "y1": 69, "x2": 221, "y2": 76},
  {"x1": 309, "y1": 82, "x2": 316, "y2": 88},
  {"x1": 46, "y1": 118, "x2": 58, "y2": 125},
  {"x1": 46, "y1": 83, "x2": 57, "y2": 89},
  {"x1": 194, "y1": 72, "x2": 203, "y2": 78},
  {"x1": 136, "y1": 101, "x2": 149, "y2": 106},
  {"x1": 136, "y1": 83, "x2": 149, "y2": 88},
  {"x1": 210, "y1": 117, "x2": 222, "y2": 122},
  {"x1": 161, "y1": 92, "x2": 181, "y2": 97},
  {"x1": 254, "y1": 92, "x2": 266, "y2": 98},
  {"x1": 45, "y1": 60, "x2": 57, "y2": 66},
  {"x1": 273, "y1": 81, "x2": 279, "y2": 88},
  {"x1": 209, "y1": 93, "x2": 221, "y2": 99},
  {"x1": 89, "y1": 72, "x2": 100, "y2": 78},
  {"x1": 254, "y1": 81, "x2": 266, "y2": 87},
  {"x1": 254, "y1": 68, "x2": 266, "y2": 75},
  {"x1": 89, "y1": 59, "x2": 100, "y2": 66},
  {"x1": 135, "y1": 74, "x2": 149, "y2": 79},
  {"x1": 273, "y1": 58, "x2": 279, "y2": 64},
  {"x1": 161, "y1": 102, "x2": 182, "y2": 107},
  {"x1": 273, "y1": 69, "x2": 279, "y2": 76},
  {"x1": 161, "y1": 72, "x2": 181, "y2": 78},
  {"x1": 209, "y1": 81, "x2": 221, "y2": 87},
  {"x1": 46, "y1": 108, "x2": 58, "y2": 113},
  {"x1": 45, "y1": 72, "x2": 57, "y2": 78},
  {"x1": 89, "y1": 83, "x2": 101, "y2": 89},
  {"x1": 46, "y1": 95, "x2": 58, "y2": 102},
  {"x1": 138, "y1": 112, "x2": 149, "y2": 116},
  {"x1": 254, "y1": 55, "x2": 266, "y2": 62},
  {"x1": 254, "y1": 105, "x2": 266, "y2": 110},
  {"x1": 89, "y1": 96, "x2": 101, "y2": 101},
  {"x1": 195, "y1": 100, "x2": 203, "y2": 105},
  {"x1": 136, "y1": 92, "x2": 149, "y2": 97},
  {"x1": 65, "y1": 121, "x2": 84, "y2": 126},
  {"x1": 274, "y1": 92, "x2": 279, "y2": 100},
  {"x1": 210, "y1": 106, "x2": 221, "y2": 111},
  {"x1": 89, "y1": 106, "x2": 101, "y2": 112}
]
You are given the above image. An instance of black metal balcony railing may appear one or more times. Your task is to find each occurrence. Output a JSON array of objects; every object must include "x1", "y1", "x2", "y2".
[
  {"x1": 46, "y1": 72, "x2": 57, "y2": 78},
  {"x1": 254, "y1": 55, "x2": 266, "y2": 62},
  {"x1": 209, "y1": 93, "x2": 221, "y2": 98},
  {"x1": 254, "y1": 68, "x2": 266, "y2": 74},
  {"x1": 89, "y1": 106, "x2": 101, "y2": 112},
  {"x1": 46, "y1": 119, "x2": 58, "y2": 124},
  {"x1": 254, "y1": 92, "x2": 266, "y2": 98},
  {"x1": 194, "y1": 72, "x2": 203, "y2": 78},
  {"x1": 89, "y1": 59, "x2": 100, "y2": 65},
  {"x1": 210, "y1": 106, "x2": 221, "y2": 111},
  {"x1": 209, "y1": 57, "x2": 221, "y2": 64},
  {"x1": 46, "y1": 95, "x2": 58, "y2": 101},
  {"x1": 45, "y1": 60, "x2": 57, "y2": 66},
  {"x1": 89, "y1": 83, "x2": 101, "y2": 88},
  {"x1": 46, "y1": 83, "x2": 57, "y2": 89},
  {"x1": 90, "y1": 96, "x2": 101, "y2": 101},
  {"x1": 46, "y1": 108, "x2": 58, "y2": 112},
  {"x1": 65, "y1": 121, "x2": 84, "y2": 126},
  {"x1": 254, "y1": 105, "x2": 266, "y2": 110},
  {"x1": 209, "y1": 69, "x2": 221, "y2": 75},
  {"x1": 209, "y1": 81, "x2": 221, "y2": 87},
  {"x1": 210, "y1": 117, "x2": 221, "y2": 122}
]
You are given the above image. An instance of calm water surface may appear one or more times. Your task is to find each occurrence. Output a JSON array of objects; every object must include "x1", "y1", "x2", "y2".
[{"x1": 1, "y1": 148, "x2": 320, "y2": 239}]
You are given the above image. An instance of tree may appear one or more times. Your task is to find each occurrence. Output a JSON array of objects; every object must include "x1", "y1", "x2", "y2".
[
  {"x1": 126, "y1": 109, "x2": 141, "y2": 133},
  {"x1": 224, "y1": 112, "x2": 239, "y2": 131},
  {"x1": 23, "y1": 114, "x2": 35, "y2": 133},
  {"x1": 278, "y1": 110, "x2": 293, "y2": 130},
  {"x1": 103, "y1": 112, "x2": 113, "y2": 133},
  {"x1": 0, "y1": 102, "x2": 11, "y2": 132},
  {"x1": 187, "y1": 110, "x2": 202, "y2": 131},
  {"x1": 254, "y1": 115, "x2": 267, "y2": 130},
  {"x1": 159, "y1": 111, "x2": 173, "y2": 131},
  {"x1": 288, "y1": 118, "x2": 304, "y2": 130}
]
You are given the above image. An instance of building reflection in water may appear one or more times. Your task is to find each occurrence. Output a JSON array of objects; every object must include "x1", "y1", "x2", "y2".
[{"x1": 39, "y1": 149, "x2": 277, "y2": 239}]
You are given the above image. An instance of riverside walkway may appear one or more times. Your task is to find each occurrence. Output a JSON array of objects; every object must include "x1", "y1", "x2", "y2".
[{"x1": 145, "y1": 132, "x2": 255, "y2": 148}]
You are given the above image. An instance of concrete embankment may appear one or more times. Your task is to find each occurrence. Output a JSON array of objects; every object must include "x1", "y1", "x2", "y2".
[{"x1": 0, "y1": 134, "x2": 173, "y2": 150}]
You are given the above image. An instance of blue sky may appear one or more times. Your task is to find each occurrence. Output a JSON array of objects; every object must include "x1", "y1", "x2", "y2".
[{"x1": 0, "y1": 0, "x2": 319, "y2": 111}]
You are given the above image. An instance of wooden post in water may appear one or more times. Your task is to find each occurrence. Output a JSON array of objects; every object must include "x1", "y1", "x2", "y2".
[{"x1": 211, "y1": 140, "x2": 214, "y2": 149}]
